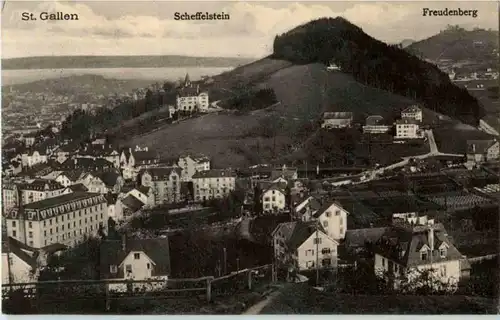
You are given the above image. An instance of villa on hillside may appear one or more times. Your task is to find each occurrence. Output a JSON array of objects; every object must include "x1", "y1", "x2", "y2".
[
  {"x1": 401, "y1": 105, "x2": 423, "y2": 123},
  {"x1": 321, "y1": 112, "x2": 353, "y2": 129},
  {"x1": 176, "y1": 73, "x2": 209, "y2": 113}
]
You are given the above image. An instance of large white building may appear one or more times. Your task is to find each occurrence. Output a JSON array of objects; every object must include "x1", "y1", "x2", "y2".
[
  {"x1": 4, "y1": 192, "x2": 108, "y2": 249},
  {"x1": 139, "y1": 167, "x2": 182, "y2": 205},
  {"x1": 177, "y1": 153, "x2": 210, "y2": 182},
  {"x1": 373, "y1": 216, "x2": 469, "y2": 291},
  {"x1": 18, "y1": 179, "x2": 66, "y2": 205},
  {"x1": 395, "y1": 119, "x2": 422, "y2": 139},
  {"x1": 303, "y1": 201, "x2": 349, "y2": 241},
  {"x1": 192, "y1": 169, "x2": 236, "y2": 202},
  {"x1": 262, "y1": 184, "x2": 287, "y2": 213},
  {"x1": 21, "y1": 149, "x2": 48, "y2": 168},
  {"x1": 176, "y1": 74, "x2": 210, "y2": 113}
]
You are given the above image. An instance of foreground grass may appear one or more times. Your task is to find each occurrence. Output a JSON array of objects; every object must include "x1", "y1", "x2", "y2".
[{"x1": 261, "y1": 283, "x2": 498, "y2": 314}]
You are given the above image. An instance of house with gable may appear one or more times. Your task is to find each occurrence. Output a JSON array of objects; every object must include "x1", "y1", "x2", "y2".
[
  {"x1": 2, "y1": 236, "x2": 41, "y2": 284},
  {"x1": 272, "y1": 221, "x2": 339, "y2": 272},
  {"x1": 466, "y1": 139, "x2": 499, "y2": 165},
  {"x1": 120, "y1": 146, "x2": 160, "y2": 180},
  {"x1": 177, "y1": 153, "x2": 210, "y2": 182},
  {"x1": 293, "y1": 196, "x2": 322, "y2": 221},
  {"x1": 55, "y1": 170, "x2": 85, "y2": 187},
  {"x1": 126, "y1": 186, "x2": 155, "y2": 208},
  {"x1": 401, "y1": 105, "x2": 423, "y2": 122},
  {"x1": 373, "y1": 214, "x2": 470, "y2": 291},
  {"x1": 261, "y1": 183, "x2": 287, "y2": 214},
  {"x1": 303, "y1": 201, "x2": 350, "y2": 241},
  {"x1": 99, "y1": 236, "x2": 171, "y2": 292},
  {"x1": 139, "y1": 167, "x2": 182, "y2": 205},
  {"x1": 21, "y1": 148, "x2": 48, "y2": 168}
]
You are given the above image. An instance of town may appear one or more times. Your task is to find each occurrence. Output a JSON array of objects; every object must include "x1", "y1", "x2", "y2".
[{"x1": 1, "y1": 70, "x2": 498, "y2": 313}]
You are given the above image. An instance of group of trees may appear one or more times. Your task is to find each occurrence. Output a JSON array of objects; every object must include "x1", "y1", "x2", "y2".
[
  {"x1": 59, "y1": 81, "x2": 178, "y2": 142},
  {"x1": 272, "y1": 17, "x2": 484, "y2": 126},
  {"x1": 224, "y1": 88, "x2": 278, "y2": 112}
]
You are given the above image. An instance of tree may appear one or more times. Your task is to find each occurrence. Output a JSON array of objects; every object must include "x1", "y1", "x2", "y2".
[
  {"x1": 253, "y1": 185, "x2": 263, "y2": 215},
  {"x1": 145, "y1": 89, "x2": 153, "y2": 112}
]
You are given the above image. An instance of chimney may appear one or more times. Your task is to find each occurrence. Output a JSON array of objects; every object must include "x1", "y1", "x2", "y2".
[
  {"x1": 121, "y1": 234, "x2": 127, "y2": 251},
  {"x1": 428, "y1": 225, "x2": 434, "y2": 252}
]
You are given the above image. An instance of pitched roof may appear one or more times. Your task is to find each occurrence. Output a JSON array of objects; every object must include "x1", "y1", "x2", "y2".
[
  {"x1": 23, "y1": 192, "x2": 105, "y2": 211},
  {"x1": 105, "y1": 193, "x2": 119, "y2": 205},
  {"x1": 402, "y1": 105, "x2": 422, "y2": 114},
  {"x1": 374, "y1": 223, "x2": 464, "y2": 268},
  {"x1": 323, "y1": 112, "x2": 353, "y2": 120},
  {"x1": 263, "y1": 183, "x2": 287, "y2": 195},
  {"x1": 19, "y1": 179, "x2": 64, "y2": 191},
  {"x1": 2, "y1": 236, "x2": 39, "y2": 269},
  {"x1": 365, "y1": 115, "x2": 387, "y2": 126},
  {"x1": 67, "y1": 183, "x2": 88, "y2": 192},
  {"x1": 192, "y1": 169, "x2": 236, "y2": 179},
  {"x1": 137, "y1": 186, "x2": 151, "y2": 195},
  {"x1": 274, "y1": 221, "x2": 329, "y2": 250},
  {"x1": 59, "y1": 170, "x2": 84, "y2": 181},
  {"x1": 121, "y1": 195, "x2": 144, "y2": 212},
  {"x1": 132, "y1": 150, "x2": 158, "y2": 162},
  {"x1": 344, "y1": 227, "x2": 390, "y2": 248},
  {"x1": 466, "y1": 139, "x2": 498, "y2": 154},
  {"x1": 100, "y1": 238, "x2": 171, "y2": 279},
  {"x1": 313, "y1": 201, "x2": 348, "y2": 219},
  {"x1": 93, "y1": 171, "x2": 121, "y2": 188},
  {"x1": 139, "y1": 167, "x2": 182, "y2": 180}
]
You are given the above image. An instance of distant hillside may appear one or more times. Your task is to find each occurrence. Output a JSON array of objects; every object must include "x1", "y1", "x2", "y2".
[
  {"x1": 407, "y1": 27, "x2": 498, "y2": 61},
  {"x1": 399, "y1": 39, "x2": 415, "y2": 48},
  {"x1": 272, "y1": 17, "x2": 485, "y2": 126},
  {"x1": 2, "y1": 55, "x2": 256, "y2": 70}
]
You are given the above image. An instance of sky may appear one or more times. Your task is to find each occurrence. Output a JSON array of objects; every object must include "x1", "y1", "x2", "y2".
[{"x1": 1, "y1": 0, "x2": 498, "y2": 58}]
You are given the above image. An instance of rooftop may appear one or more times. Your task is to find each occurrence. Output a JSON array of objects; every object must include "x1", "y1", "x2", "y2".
[{"x1": 23, "y1": 192, "x2": 104, "y2": 211}]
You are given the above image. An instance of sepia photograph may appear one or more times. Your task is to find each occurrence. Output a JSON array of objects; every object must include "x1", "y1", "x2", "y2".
[{"x1": 1, "y1": 0, "x2": 499, "y2": 315}]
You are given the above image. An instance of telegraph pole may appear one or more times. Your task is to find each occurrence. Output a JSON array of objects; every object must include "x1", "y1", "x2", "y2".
[{"x1": 316, "y1": 222, "x2": 320, "y2": 286}]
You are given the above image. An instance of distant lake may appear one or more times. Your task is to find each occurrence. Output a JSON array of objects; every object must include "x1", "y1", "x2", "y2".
[{"x1": 1, "y1": 67, "x2": 234, "y2": 86}]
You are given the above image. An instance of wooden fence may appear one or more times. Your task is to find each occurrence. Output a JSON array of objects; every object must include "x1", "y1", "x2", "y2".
[{"x1": 1, "y1": 264, "x2": 274, "y2": 313}]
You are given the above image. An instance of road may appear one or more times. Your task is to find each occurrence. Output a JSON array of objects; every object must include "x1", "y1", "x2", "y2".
[
  {"x1": 354, "y1": 129, "x2": 463, "y2": 183},
  {"x1": 238, "y1": 217, "x2": 256, "y2": 242},
  {"x1": 479, "y1": 119, "x2": 499, "y2": 136}
]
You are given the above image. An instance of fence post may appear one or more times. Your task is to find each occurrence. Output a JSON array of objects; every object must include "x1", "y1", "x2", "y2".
[
  {"x1": 206, "y1": 277, "x2": 212, "y2": 303},
  {"x1": 247, "y1": 270, "x2": 252, "y2": 290},
  {"x1": 105, "y1": 282, "x2": 111, "y2": 311}
]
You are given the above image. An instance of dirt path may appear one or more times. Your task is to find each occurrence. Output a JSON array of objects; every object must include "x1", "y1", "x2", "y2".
[{"x1": 242, "y1": 291, "x2": 281, "y2": 315}]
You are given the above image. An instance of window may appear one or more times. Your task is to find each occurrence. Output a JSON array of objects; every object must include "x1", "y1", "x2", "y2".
[
  {"x1": 110, "y1": 265, "x2": 118, "y2": 273},
  {"x1": 125, "y1": 264, "x2": 132, "y2": 273},
  {"x1": 28, "y1": 222, "x2": 32, "y2": 228},
  {"x1": 12, "y1": 231, "x2": 16, "y2": 237},
  {"x1": 44, "y1": 230, "x2": 47, "y2": 237},
  {"x1": 322, "y1": 258, "x2": 331, "y2": 266},
  {"x1": 440, "y1": 248, "x2": 447, "y2": 258},
  {"x1": 56, "y1": 226, "x2": 59, "y2": 232},
  {"x1": 382, "y1": 258, "x2": 385, "y2": 267},
  {"x1": 325, "y1": 211, "x2": 331, "y2": 217},
  {"x1": 12, "y1": 221, "x2": 16, "y2": 227},
  {"x1": 340, "y1": 227, "x2": 344, "y2": 234},
  {"x1": 440, "y1": 265, "x2": 447, "y2": 277},
  {"x1": 50, "y1": 219, "x2": 53, "y2": 225},
  {"x1": 147, "y1": 263, "x2": 150, "y2": 270},
  {"x1": 43, "y1": 221, "x2": 46, "y2": 227},
  {"x1": 28, "y1": 231, "x2": 33, "y2": 238},
  {"x1": 50, "y1": 228, "x2": 53, "y2": 235},
  {"x1": 313, "y1": 238, "x2": 322, "y2": 245},
  {"x1": 335, "y1": 210, "x2": 340, "y2": 216},
  {"x1": 306, "y1": 261, "x2": 315, "y2": 268},
  {"x1": 421, "y1": 250, "x2": 428, "y2": 261},
  {"x1": 322, "y1": 248, "x2": 331, "y2": 254},
  {"x1": 55, "y1": 217, "x2": 58, "y2": 223},
  {"x1": 323, "y1": 221, "x2": 328, "y2": 227},
  {"x1": 134, "y1": 253, "x2": 140, "y2": 259}
]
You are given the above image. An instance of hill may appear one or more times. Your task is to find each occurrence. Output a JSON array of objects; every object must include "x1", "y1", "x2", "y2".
[
  {"x1": 125, "y1": 59, "x2": 416, "y2": 168},
  {"x1": 2, "y1": 55, "x2": 256, "y2": 70},
  {"x1": 407, "y1": 27, "x2": 498, "y2": 62},
  {"x1": 272, "y1": 17, "x2": 485, "y2": 126},
  {"x1": 399, "y1": 39, "x2": 415, "y2": 48},
  {"x1": 260, "y1": 283, "x2": 498, "y2": 314}
]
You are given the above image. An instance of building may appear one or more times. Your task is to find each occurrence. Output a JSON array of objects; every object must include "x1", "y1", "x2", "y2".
[
  {"x1": 78, "y1": 144, "x2": 121, "y2": 168},
  {"x1": 55, "y1": 171, "x2": 84, "y2": 187},
  {"x1": 99, "y1": 236, "x2": 171, "y2": 292},
  {"x1": 373, "y1": 216, "x2": 468, "y2": 291},
  {"x1": 2, "y1": 236, "x2": 40, "y2": 284},
  {"x1": 363, "y1": 115, "x2": 391, "y2": 134},
  {"x1": 139, "y1": 167, "x2": 182, "y2": 205},
  {"x1": 293, "y1": 196, "x2": 322, "y2": 221},
  {"x1": 270, "y1": 165, "x2": 298, "y2": 181},
  {"x1": 401, "y1": 105, "x2": 423, "y2": 122},
  {"x1": 21, "y1": 149, "x2": 48, "y2": 168},
  {"x1": 105, "y1": 193, "x2": 124, "y2": 223},
  {"x1": 18, "y1": 179, "x2": 65, "y2": 205},
  {"x1": 177, "y1": 153, "x2": 210, "y2": 182},
  {"x1": 2, "y1": 182, "x2": 19, "y2": 213},
  {"x1": 321, "y1": 112, "x2": 353, "y2": 129},
  {"x1": 176, "y1": 74, "x2": 210, "y2": 113},
  {"x1": 304, "y1": 201, "x2": 349, "y2": 240},
  {"x1": 4, "y1": 192, "x2": 108, "y2": 248},
  {"x1": 466, "y1": 139, "x2": 500, "y2": 164},
  {"x1": 395, "y1": 119, "x2": 422, "y2": 139},
  {"x1": 120, "y1": 146, "x2": 159, "y2": 180},
  {"x1": 262, "y1": 184, "x2": 287, "y2": 213},
  {"x1": 126, "y1": 186, "x2": 155, "y2": 208},
  {"x1": 192, "y1": 169, "x2": 236, "y2": 202},
  {"x1": 272, "y1": 221, "x2": 339, "y2": 272}
]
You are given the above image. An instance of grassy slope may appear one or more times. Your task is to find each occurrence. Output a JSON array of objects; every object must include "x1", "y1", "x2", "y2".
[
  {"x1": 261, "y1": 283, "x2": 498, "y2": 314},
  {"x1": 127, "y1": 58, "x2": 417, "y2": 168},
  {"x1": 407, "y1": 29, "x2": 498, "y2": 61}
]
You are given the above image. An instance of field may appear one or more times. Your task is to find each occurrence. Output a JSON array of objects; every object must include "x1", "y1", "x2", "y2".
[
  {"x1": 260, "y1": 283, "x2": 498, "y2": 314},
  {"x1": 127, "y1": 59, "x2": 419, "y2": 168},
  {"x1": 433, "y1": 122, "x2": 494, "y2": 154}
]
